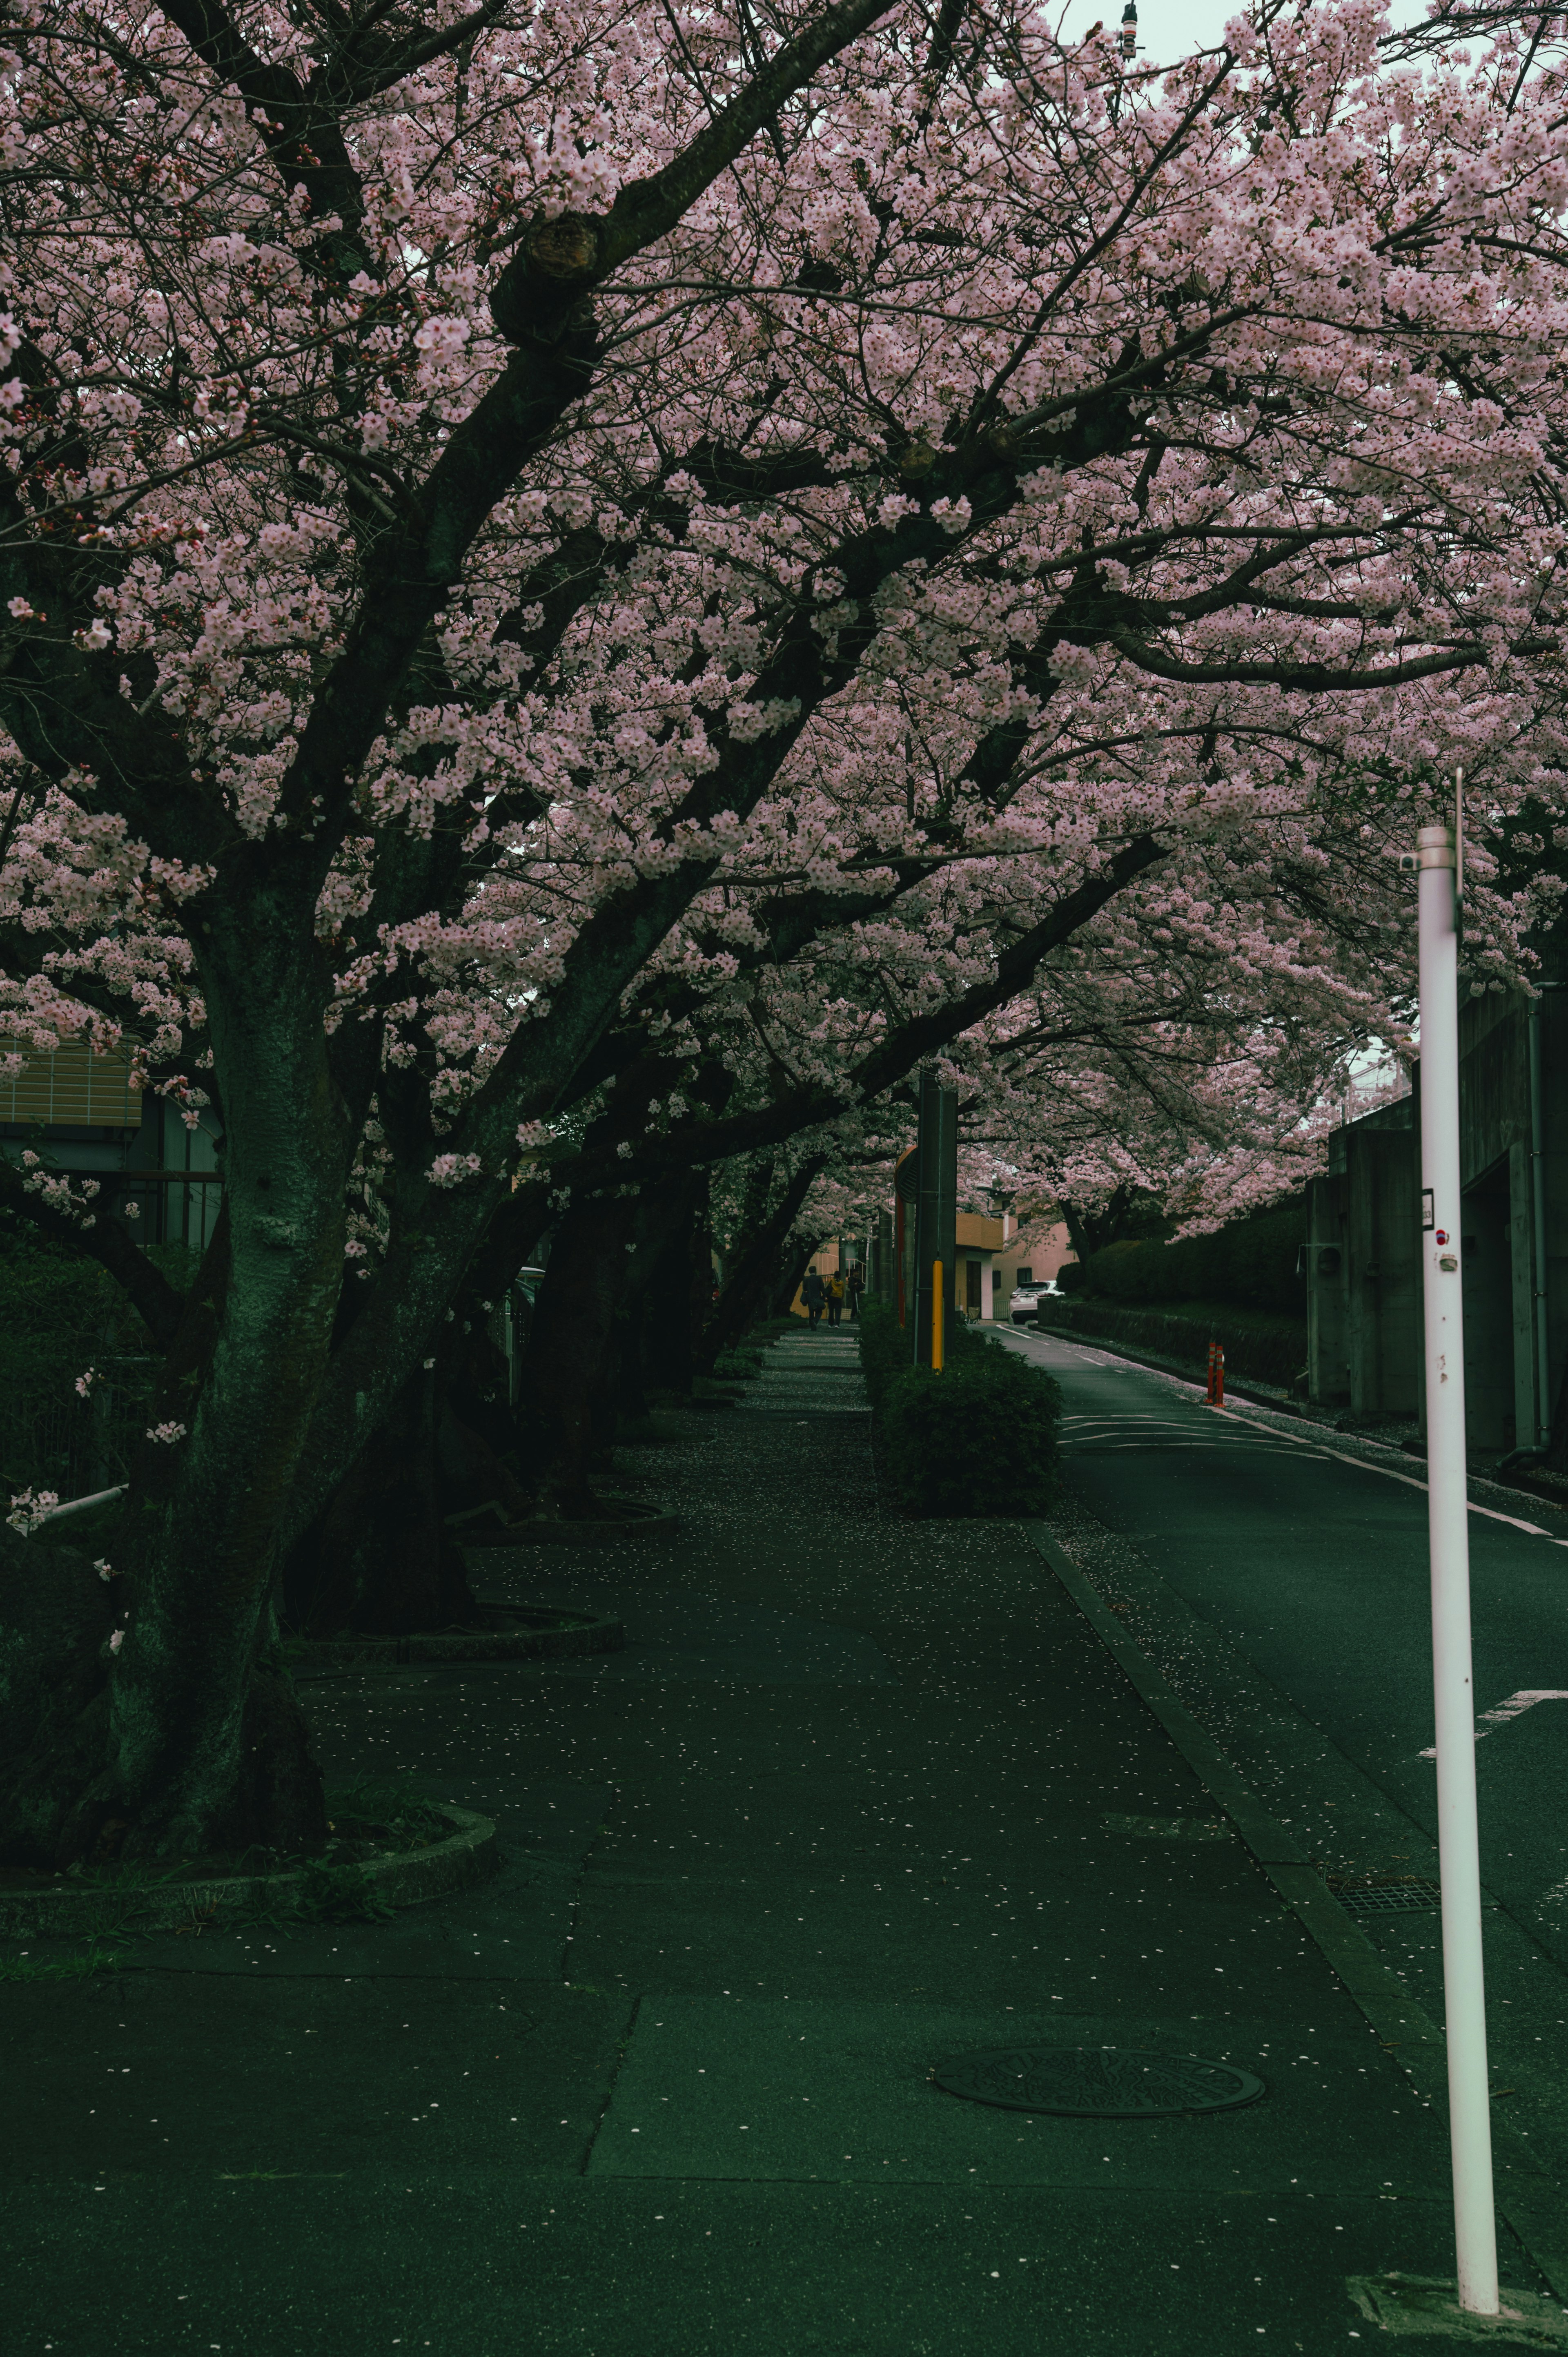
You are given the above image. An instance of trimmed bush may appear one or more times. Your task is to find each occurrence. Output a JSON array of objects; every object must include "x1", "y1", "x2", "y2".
[
  {"x1": 1035, "y1": 1296, "x2": 1306, "y2": 1389},
  {"x1": 856, "y1": 1296, "x2": 913, "y2": 1410},
  {"x1": 1082, "y1": 1194, "x2": 1307, "y2": 1316},
  {"x1": 859, "y1": 1299, "x2": 1061, "y2": 1516}
]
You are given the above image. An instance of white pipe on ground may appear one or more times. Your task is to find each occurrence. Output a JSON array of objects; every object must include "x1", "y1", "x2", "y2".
[{"x1": 40, "y1": 1484, "x2": 126, "y2": 1524}]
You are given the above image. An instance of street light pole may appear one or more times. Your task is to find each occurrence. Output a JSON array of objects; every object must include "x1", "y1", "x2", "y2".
[{"x1": 1416, "y1": 809, "x2": 1499, "y2": 2318}]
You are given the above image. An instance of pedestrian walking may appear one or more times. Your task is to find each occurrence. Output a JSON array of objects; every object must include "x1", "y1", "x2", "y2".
[
  {"x1": 801, "y1": 1268, "x2": 826, "y2": 1329},
  {"x1": 826, "y1": 1272, "x2": 845, "y2": 1328},
  {"x1": 846, "y1": 1264, "x2": 866, "y2": 1321}
]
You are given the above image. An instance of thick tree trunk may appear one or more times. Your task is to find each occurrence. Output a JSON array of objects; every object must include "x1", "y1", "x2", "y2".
[
  {"x1": 284, "y1": 1202, "x2": 546, "y2": 1632},
  {"x1": 11, "y1": 888, "x2": 354, "y2": 1865},
  {"x1": 514, "y1": 1190, "x2": 637, "y2": 1514},
  {"x1": 635, "y1": 1172, "x2": 709, "y2": 1397},
  {"x1": 612, "y1": 1296, "x2": 654, "y2": 1429},
  {"x1": 283, "y1": 1368, "x2": 496, "y2": 1637},
  {"x1": 697, "y1": 1156, "x2": 825, "y2": 1371},
  {"x1": 768, "y1": 1236, "x2": 817, "y2": 1320}
]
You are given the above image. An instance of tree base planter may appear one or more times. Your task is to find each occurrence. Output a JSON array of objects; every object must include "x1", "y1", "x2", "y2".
[
  {"x1": 462, "y1": 1503, "x2": 679, "y2": 1547},
  {"x1": 287, "y1": 1603, "x2": 626, "y2": 1666},
  {"x1": 0, "y1": 1806, "x2": 497, "y2": 1941}
]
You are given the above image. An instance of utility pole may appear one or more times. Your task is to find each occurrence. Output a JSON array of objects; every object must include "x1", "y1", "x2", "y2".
[
  {"x1": 913, "y1": 1068, "x2": 957, "y2": 1369},
  {"x1": 1415, "y1": 795, "x2": 1499, "y2": 2317}
]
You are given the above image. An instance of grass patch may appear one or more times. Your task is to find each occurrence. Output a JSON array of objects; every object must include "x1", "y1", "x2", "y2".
[
  {"x1": 327, "y1": 1776, "x2": 449, "y2": 1849},
  {"x1": 0, "y1": 1941, "x2": 125, "y2": 1981},
  {"x1": 290, "y1": 1858, "x2": 395, "y2": 1925}
]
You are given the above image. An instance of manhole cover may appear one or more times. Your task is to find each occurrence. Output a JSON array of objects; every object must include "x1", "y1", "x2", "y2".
[{"x1": 931, "y1": 2047, "x2": 1265, "y2": 2118}]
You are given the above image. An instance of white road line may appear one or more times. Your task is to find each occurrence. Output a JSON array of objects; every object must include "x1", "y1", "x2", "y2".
[
  {"x1": 1418, "y1": 1691, "x2": 1568, "y2": 1759},
  {"x1": 1008, "y1": 1325, "x2": 1568, "y2": 1548},
  {"x1": 1204, "y1": 1405, "x2": 1568, "y2": 1542}
]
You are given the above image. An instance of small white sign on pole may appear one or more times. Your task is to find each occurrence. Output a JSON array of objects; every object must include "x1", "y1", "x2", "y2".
[{"x1": 1415, "y1": 788, "x2": 1499, "y2": 2316}]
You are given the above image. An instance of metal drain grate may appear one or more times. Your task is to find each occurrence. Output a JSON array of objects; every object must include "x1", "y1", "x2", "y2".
[{"x1": 1330, "y1": 1878, "x2": 1443, "y2": 1915}]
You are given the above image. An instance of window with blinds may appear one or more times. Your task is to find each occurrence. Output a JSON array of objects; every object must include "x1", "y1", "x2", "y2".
[{"x1": 0, "y1": 1036, "x2": 143, "y2": 1130}]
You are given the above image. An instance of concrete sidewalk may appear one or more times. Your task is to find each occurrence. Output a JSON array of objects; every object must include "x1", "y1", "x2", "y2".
[{"x1": 4, "y1": 1330, "x2": 1557, "y2": 2353}]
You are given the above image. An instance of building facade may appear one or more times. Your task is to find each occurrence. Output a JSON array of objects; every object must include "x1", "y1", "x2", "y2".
[
  {"x1": 1307, "y1": 985, "x2": 1567, "y2": 1450},
  {"x1": 2, "y1": 1032, "x2": 223, "y2": 1253}
]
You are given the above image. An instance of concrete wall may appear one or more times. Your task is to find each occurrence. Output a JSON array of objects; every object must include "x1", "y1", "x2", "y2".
[
  {"x1": 1307, "y1": 983, "x2": 1568, "y2": 1451},
  {"x1": 1308, "y1": 1105, "x2": 1421, "y2": 1414}
]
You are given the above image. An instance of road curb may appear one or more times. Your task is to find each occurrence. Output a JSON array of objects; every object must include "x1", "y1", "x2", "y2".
[{"x1": 1025, "y1": 1525, "x2": 1568, "y2": 2304}]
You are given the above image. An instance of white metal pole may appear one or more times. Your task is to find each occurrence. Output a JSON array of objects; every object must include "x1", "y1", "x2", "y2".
[{"x1": 1416, "y1": 814, "x2": 1499, "y2": 2317}]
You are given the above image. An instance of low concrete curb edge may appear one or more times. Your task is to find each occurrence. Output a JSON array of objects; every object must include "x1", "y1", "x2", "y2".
[{"x1": 0, "y1": 1805, "x2": 498, "y2": 1941}]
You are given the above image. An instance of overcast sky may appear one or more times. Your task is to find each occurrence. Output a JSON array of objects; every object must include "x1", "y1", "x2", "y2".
[
  {"x1": 1064, "y1": 0, "x2": 1256, "y2": 56},
  {"x1": 1051, "y1": 0, "x2": 1431, "y2": 66}
]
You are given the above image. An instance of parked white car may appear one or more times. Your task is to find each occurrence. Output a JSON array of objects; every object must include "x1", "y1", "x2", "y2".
[{"x1": 1008, "y1": 1279, "x2": 1062, "y2": 1324}]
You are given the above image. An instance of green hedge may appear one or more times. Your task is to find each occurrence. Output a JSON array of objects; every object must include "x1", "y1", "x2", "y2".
[
  {"x1": 0, "y1": 1223, "x2": 177, "y2": 1498},
  {"x1": 857, "y1": 1294, "x2": 919, "y2": 1411},
  {"x1": 1035, "y1": 1296, "x2": 1307, "y2": 1390},
  {"x1": 858, "y1": 1299, "x2": 1061, "y2": 1516},
  {"x1": 1082, "y1": 1194, "x2": 1307, "y2": 1317}
]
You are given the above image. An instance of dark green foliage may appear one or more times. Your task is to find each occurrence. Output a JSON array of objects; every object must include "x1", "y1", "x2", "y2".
[
  {"x1": 1037, "y1": 1296, "x2": 1306, "y2": 1389},
  {"x1": 855, "y1": 1296, "x2": 913, "y2": 1409},
  {"x1": 328, "y1": 1777, "x2": 449, "y2": 1849},
  {"x1": 859, "y1": 1300, "x2": 1061, "y2": 1515},
  {"x1": 0, "y1": 1229, "x2": 183, "y2": 1498},
  {"x1": 1056, "y1": 1260, "x2": 1087, "y2": 1295},
  {"x1": 1082, "y1": 1194, "x2": 1307, "y2": 1317},
  {"x1": 712, "y1": 1349, "x2": 763, "y2": 1380}
]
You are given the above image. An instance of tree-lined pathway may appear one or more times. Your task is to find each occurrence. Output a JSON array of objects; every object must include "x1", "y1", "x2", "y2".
[{"x1": 7, "y1": 1331, "x2": 1520, "y2": 2352}]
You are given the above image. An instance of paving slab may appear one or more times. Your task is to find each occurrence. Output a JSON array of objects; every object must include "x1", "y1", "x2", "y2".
[
  {"x1": 11, "y1": 2176, "x2": 1537, "y2": 2357},
  {"x1": 4, "y1": 1972, "x2": 628, "y2": 2178},
  {"x1": 586, "y1": 1995, "x2": 1446, "y2": 2192}
]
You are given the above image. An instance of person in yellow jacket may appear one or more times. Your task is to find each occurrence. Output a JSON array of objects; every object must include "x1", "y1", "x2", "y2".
[{"x1": 825, "y1": 1271, "x2": 846, "y2": 1328}]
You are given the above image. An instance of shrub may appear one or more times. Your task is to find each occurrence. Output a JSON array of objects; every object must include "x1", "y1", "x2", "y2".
[
  {"x1": 860, "y1": 1301, "x2": 1061, "y2": 1515},
  {"x1": 856, "y1": 1295, "x2": 910, "y2": 1410},
  {"x1": 1082, "y1": 1193, "x2": 1307, "y2": 1316},
  {"x1": 1036, "y1": 1295, "x2": 1306, "y2": 1389},
  {"x1": 0, "y1": 1222, "x2": 184, "y2": 1499}
]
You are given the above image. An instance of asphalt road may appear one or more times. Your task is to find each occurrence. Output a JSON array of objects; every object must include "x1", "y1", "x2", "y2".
[{"x1": 998, "y1": 1323, "x2": 1568, "y2": 1994}]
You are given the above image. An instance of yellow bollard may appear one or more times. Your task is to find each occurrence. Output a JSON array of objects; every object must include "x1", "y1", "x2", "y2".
[{"x1": 932, "y1": 1262, "x2": 944, "y2": 1371}]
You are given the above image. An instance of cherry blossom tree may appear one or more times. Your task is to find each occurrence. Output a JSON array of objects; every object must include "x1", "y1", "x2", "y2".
[{"x1": 4, "y1": 0, "x2": 1568, "y2": 1862}]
